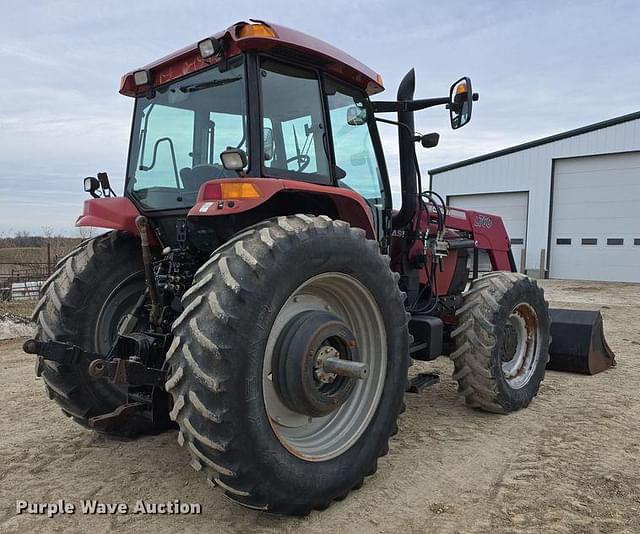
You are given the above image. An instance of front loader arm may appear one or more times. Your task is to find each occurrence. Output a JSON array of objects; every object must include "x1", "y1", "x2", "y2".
[{"x1": 441, "y1": 206, "x2": 515, "y2": 272}]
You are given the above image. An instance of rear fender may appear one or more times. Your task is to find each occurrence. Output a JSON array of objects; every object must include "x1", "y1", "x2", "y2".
[
  {"x1": 76, "y1": 197, "x2": 141, "y2": 234},
  {"x1": 75, "y1": 197, "x2": 159, "y2": 244},
  {"x1": 188, "y1": 178, "x2": 376, "y2": 238}
]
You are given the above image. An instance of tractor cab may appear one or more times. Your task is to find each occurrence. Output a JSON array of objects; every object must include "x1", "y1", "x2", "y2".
[
  {"x1": 124, "y1": 52, "x2": 386, "y2": 215},
  {"x1": 106, "y1": 21, "x2": 394, "y2": 247},
  {"x1": 98, "y1": 20, "x2": 473, "y2": 248}
]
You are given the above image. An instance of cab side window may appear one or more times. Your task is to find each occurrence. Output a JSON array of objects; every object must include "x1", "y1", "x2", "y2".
[
  {"x1": 260, "y1": 59, "x2": 330, "y2": 182},
  {"x1": 135, "y1": 105, "x2": 195, "y2": 189},
  {"x1": 325, "y1": 78, "x2": 384, "y2": 203}
]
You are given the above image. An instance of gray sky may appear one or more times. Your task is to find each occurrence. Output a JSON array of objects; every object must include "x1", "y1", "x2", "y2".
[{"x1": 1, "y1": 0, "x2": 638, "y2": 235}]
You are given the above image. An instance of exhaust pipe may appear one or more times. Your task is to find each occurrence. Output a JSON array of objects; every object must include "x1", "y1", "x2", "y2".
[{"x1": 392, "y1": 69, "x2": 418, "y2": 229}]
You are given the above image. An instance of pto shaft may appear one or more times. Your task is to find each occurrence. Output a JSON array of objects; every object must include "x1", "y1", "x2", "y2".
[{"x1": 321, "y1": 357, "x2": 369, "y2": 380}]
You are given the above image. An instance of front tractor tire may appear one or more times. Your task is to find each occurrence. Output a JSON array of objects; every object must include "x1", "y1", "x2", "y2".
[
  {"x1": 451, "y1": 272, "x2": 550, "y2": 413},
  {"x1": 165, "y1": 215, "x2": 409, "y2": 515},
  {"x1": 32, "y1": 231, "x2": 150, "y2": 435}
]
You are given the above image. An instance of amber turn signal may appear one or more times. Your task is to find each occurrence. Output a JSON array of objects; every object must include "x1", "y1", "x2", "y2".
[
  {"x1": 237, "y1": 22, "x2": 276, "y2": 39},
  {"x1": 220, "y1": 182, "x2": 261, "y2": 199}
]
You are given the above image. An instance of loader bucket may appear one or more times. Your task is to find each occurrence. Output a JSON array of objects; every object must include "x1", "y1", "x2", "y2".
[{"x1": 547, "y1": 308, "x2": 616, "y2": 375}]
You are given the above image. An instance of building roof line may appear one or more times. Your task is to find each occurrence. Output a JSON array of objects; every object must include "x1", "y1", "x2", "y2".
[{"x1": 429, "y1": 110, "x2": 640, "y2": 175}]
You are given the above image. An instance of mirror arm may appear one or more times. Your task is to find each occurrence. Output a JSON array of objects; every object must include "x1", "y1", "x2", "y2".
[
  {"x1": 375, "y1": 116, "x2": 416, "y2": 138},
  {"x1": 372, "y1": 96, "x2": 449, "y2": 113}
]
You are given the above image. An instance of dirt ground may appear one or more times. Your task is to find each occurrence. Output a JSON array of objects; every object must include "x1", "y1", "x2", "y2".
[{"x1": 1, "y1": 280, "x2": 639, "y2": 533}]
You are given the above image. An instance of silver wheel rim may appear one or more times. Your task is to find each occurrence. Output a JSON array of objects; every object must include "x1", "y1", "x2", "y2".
[
  {"x1": 501, "y1": 302, "x2": 541, "y2": 389},
  {"x1": 263, "y1": 272, "x2": 387, "y2": 462}
]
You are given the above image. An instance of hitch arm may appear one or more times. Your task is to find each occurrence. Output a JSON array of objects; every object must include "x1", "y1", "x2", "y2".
[
  {"x1": 23, "y1": 339, "x2": 168, "y2": 389},
  {"x1": 23, "y1": 339, "x2": 101, "y2": 366},
  {"x1": 88, "y1": 358, "x2": 168, "y2": 388}
]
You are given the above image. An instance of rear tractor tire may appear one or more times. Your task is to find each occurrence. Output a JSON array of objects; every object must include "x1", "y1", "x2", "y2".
[
  {"x1": 165, "y1": 215, "x2": 409, "y2": 515},
  {"x1": 451, "y1": 272, "x2": 550, "y2": 413},
  {"x1": 32, "y1": 231, "x2": 160, "y2": 436}
]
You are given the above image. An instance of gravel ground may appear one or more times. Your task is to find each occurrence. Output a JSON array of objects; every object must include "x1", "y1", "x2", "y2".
[
  {"x1": 0, "y1": 280, "x2": 639, "y2": 533},
  {"x1": 0, "y1": 301, "x2": 36, "y2": 340}
]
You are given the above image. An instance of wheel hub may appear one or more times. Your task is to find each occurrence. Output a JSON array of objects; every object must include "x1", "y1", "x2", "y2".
[
  {"x1": 500, "y1": 302, "x2": 541, "y2": 389},
  {"x1": 272, "y1": 310, "x2": 362, "y2": 418},
  {"x1": 314, "y1": 345, "x2": 339, "y2": 384},
  {"x1": 501, "y1": 322, "x2": 518, "y2": 362},
  {"x1": 263, "y1": 272, "x2": 388, "y2": 461}
]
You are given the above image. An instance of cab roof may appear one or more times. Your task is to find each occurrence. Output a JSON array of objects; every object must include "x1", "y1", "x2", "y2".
[{"x1": 120, "y1": 20, "x2": 384, "y2": 97}]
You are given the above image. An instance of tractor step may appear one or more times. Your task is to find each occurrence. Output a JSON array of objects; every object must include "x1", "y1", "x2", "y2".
[{"x1": 406, "y1": 372, "x2": 440, "y2": 393}]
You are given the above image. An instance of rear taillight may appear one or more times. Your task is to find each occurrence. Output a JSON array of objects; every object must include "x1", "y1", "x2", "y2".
[
  {"x1": 201, "y1": 182, "x2": 222, "y2": 200},
  {"x1": 201, "y1": 182, "x2": 261, "y2": 201}
]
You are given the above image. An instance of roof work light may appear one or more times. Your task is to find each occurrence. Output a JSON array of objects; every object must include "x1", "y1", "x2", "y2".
[
  {"x1": 198, "y1": 37, "x2": 222, "y2": 59},
  {"x1": 133, "y1": 70, "x2": 150, "y2": 86}
]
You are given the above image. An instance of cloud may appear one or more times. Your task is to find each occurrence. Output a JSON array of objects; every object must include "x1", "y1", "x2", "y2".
[{"x1": 1, "y1": 0, "x2": 638, "y2": 234}]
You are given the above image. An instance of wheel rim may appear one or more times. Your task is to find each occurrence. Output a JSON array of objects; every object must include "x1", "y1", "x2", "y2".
[
  {"x1": 500, "y1": 302, "x2": 541, "y2": 389},
  {"x1": 263, "y1": 272, "x2": 387, "y2": 462},
  {"x1": 94, "y1": 272, "x2": 146, "y2": 354}
]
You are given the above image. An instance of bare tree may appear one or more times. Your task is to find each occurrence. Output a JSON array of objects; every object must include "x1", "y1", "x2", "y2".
[{"x1": 77, "y1": 226, "x2": 95, "y2": 240}]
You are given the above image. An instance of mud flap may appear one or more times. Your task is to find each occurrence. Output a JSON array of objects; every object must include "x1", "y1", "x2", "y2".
[{"x1": 547, "y1": 309, "x2": 616, "y2": 375}]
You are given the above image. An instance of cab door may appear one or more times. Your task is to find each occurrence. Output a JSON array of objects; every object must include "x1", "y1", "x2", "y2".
[
  {"x1": 259, "y1": 57, "x2": 332, "y2": 184},
  {"x1": 324, "y1": 76, "x2": 389, "y2": 240}
]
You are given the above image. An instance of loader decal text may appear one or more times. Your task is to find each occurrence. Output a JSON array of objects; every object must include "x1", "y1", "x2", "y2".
[{"x1": 473, "y1": 214, "x2": 493, "y2": 229}]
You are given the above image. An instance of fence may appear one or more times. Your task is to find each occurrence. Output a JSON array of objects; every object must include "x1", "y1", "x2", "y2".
[{"x1": 0, "y1": 263, "x2": 52, "y2": 301}]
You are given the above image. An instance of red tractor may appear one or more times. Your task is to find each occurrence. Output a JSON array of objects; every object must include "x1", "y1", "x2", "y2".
[{"x1": 25, "y1": 20, "x2": 614, "y2": 515}]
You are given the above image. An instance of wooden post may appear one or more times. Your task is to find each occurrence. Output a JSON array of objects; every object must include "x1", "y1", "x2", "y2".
[
  {"x1": 519, "y1": 247, "x2": 526, "y2": 274},
  {"x1": 47, "y1": 240, "x2": 52, "y2": 276}
]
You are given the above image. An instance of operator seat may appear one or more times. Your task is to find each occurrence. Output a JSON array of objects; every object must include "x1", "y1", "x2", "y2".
[{"x1": 179, "y1": 164, "x2": 233, "y2": 193}]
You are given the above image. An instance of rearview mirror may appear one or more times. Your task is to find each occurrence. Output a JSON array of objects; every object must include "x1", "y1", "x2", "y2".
[
  {"x1": 420, "y1": 132, "x2": 440, "y2": 148},
  {"x1": 263, "y1": 127, "x2": 274, "y2": 161},
  {"x1": 449, "y1": 77, "x2": 473, "y2": 129},
  {"x1": 346, "y1": 105, "x2": 367, "y2": 126}
]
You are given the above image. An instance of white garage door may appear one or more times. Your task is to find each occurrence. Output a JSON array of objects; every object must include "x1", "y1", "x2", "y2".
[
  {"x1": 449, "y1": 191, "x2": 529, "y2": 271},
  {"x1": 550, "y1": 152, "x2": 640, "y2": 282}
]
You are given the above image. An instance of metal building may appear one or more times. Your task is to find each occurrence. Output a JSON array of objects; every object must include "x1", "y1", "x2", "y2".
[{"x1": 429, "y1": 111, "x2": 640, "y2": 282}]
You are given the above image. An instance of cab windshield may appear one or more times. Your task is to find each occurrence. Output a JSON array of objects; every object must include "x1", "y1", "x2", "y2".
[{"x1": 126, "y1": 55, "x2": 246, "y2": 210}]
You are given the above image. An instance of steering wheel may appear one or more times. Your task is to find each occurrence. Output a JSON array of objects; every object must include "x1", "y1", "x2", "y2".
[{"x1": 285, "y1": 154, "x2": 311, "y2": 172}]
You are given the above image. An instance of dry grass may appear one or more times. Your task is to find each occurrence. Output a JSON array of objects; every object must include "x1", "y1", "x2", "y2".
[{"x1": 0, "y1": 247, "x2": 47, "y2": 263}]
